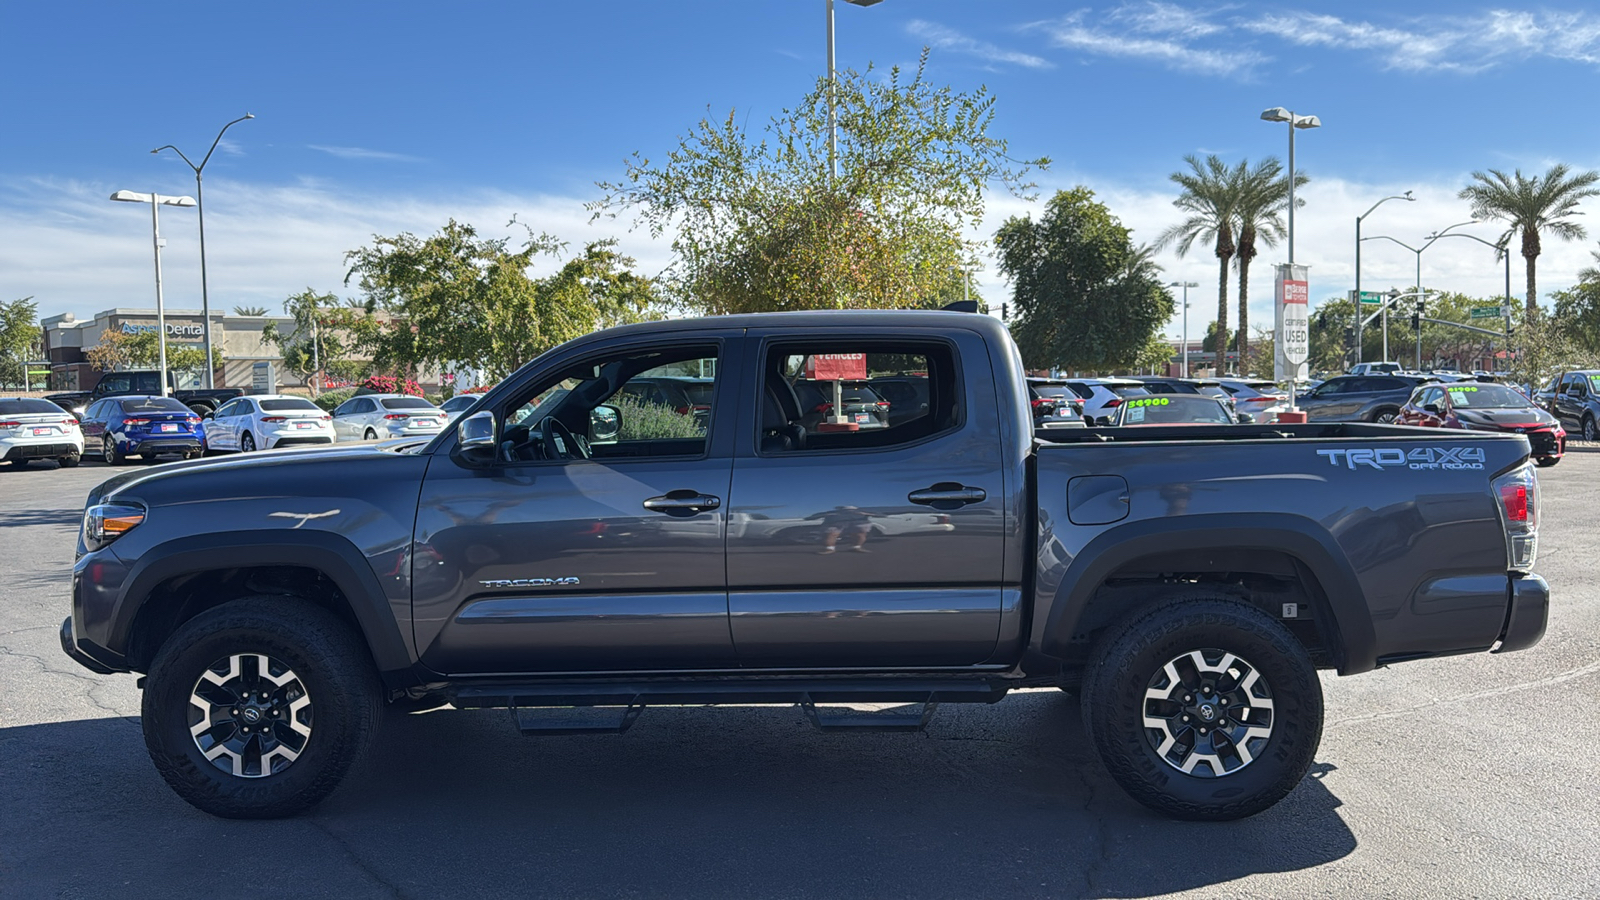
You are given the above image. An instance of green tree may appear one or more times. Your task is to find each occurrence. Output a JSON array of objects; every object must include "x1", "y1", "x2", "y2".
[
  {"x1": 119, "y1": 330, "x2": 223, "y2": 383},
  {"x1": 1458, "y1": 164, "x2": 1600, "y2": 312},
  {"x1": 1552, "y1": 280, "x2": 1600, "y2": 358},
  {"x1": 344, "y1": 221, "x2": 661, "y2": 381},
  {"x1": 1159, "y1": 155, "x2": 1240, "y2": 360},
  {"x1": 1308, "y1": 296, "x2": 1355, "y2": 374},
  {"x1": 1501, "y1": 304, "x2": 1600, "y2": 391},
  {"x1": 262, "y1": 289, "x2": 365, "y2": 395},
  {"x1": 592, "y1": 50, "x2": 1045, "y2": 314},
  {"x1": 996, "y1": 187, "x2": 1175, "y2": 372},
  {"x1": 1231, "y1": 157, "x2": 1308, "y2": 363},
  {"x1": 1132, "y1": 333, "x2": 1175, "y2": 374},
  {"x1": 0, "y1": 297, "x2": 40, "y2": 388}
]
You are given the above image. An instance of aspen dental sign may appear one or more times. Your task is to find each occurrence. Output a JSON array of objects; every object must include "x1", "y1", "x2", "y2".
[{"x1": 121, "y1": 322, "x2": 205, "y2": 339}]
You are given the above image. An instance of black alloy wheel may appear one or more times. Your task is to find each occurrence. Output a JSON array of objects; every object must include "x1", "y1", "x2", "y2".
[
  {"x1": 363, "y1": 428, "x2": 377, "y2": 441},
  {"x1": 104, "y1": 435, "x2": 127, "y2": 466},
  {"x1": 1584, "y1": 415, "x2": 1597, "y2": 443},
  {"x1": 241, "y1": 432, "x2": 256, "y2": 453},
  {"x1": 1081, "y1": 595, "x2": 1323, "y2": 821},
  {"x1": 1371, "y1": 408, "x2": 1399, "y2": 424}
]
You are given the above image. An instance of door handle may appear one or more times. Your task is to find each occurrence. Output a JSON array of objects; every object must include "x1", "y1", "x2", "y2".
[
  {"x1": 908, "y1": 483, "x2": 987, "y2": 508},
  {"x1": 642, "y1": 490, "x2": 722, "y2": 514}
]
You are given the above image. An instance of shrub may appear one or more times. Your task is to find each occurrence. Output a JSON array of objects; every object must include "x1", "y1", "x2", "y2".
[
  {"x1": 611, "y1": 396, "x2": 705, "y2": 441},
  {"x1": 314, "y1": 388, "x2": 356, "y2": 412},
  {"x1": 461, "y1": 384, "x2": 495, "y2": 395},
  {"x1": 358, "y1": 375, "x2": 423, "y2": 396}
]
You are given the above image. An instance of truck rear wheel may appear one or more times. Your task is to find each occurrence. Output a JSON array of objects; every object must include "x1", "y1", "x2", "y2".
[
  {"x1": 1081, "y1": 596, "x2": 1322, "y2": 821},
  {"x1": 141, "y1": 596, "x2": 381, "y2": 819}
]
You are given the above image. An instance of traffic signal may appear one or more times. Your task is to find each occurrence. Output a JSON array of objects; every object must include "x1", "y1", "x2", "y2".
[
  {"x1": 1412, "y1": 298, "x2": 1424, "y2": 330},
  {"x1": 1343, "y1": 327, "x2": 1354, "y2": 348},
  {"x1": 1000, "y1": 303, "x2": 1009, "y2": 321}
]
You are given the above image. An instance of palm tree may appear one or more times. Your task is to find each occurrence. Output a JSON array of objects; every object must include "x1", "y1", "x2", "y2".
[
  {"x1": 232, "y1": 304, "x2": 268, "y2": 316},
  {"x1": 1121, "y1": 242, "x2": 1163, "y2": 283},
  {"x1": 1159, "y1": 155, "x2": 1239, "y2": 372},
  {"x1": 1458, "y1": 164, "x2": 1600, "y2": 313},
  {"x1": 1231, "y1": 158, "x2": 1307, "y2": 364},
  {"x1": 1578, "y1": 245, "x2": 1600, "y2": 284}
]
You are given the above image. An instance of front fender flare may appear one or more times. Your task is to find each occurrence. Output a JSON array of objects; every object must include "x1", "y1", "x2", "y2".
[{"x1": 113, "y1": 530, "x2": 418, "y2": 686}]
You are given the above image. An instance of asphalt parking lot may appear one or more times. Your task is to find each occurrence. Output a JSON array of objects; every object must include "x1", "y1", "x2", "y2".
[{"x1": 2, "y1": 451, "x2": 1598, "y2": 899}]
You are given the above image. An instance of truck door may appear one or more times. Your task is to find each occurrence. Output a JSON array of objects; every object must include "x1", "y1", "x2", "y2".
[
  {"x1": 725, "y1": 330, "x2": 1007, "y2": 668},
  {"x1": 411, "y1": 337, "x2": 740, "y2": 674}
]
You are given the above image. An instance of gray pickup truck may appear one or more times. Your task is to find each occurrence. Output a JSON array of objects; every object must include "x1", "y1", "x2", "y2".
[{"x1": 62, "y1": 310, "x2": 1549, "y2": 821}]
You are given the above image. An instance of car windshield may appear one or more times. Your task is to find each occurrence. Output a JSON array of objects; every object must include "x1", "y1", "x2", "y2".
[
  {"x1": 1447, "y1": 384, "x2": 1533, "y2": 408},
  {"x1": 1030, "y1": 384, "x2": 1076, "y2": 399},
  {"x1": 443, "y1": 395, "x2": 477, "y2": 411},
  {"x1": 1588, "y1": 375, "x2": 1600, "y2": 392},
  {"x1": 0, "y1": 399, "x2": 65, "y2": 415},
  {"x1": 259, "y1": 399, "x2": 321, "y2": 412},
  {"x1": 1120, "y1": 396, "x2": 1232, "y2": 425},
  {"x1": 120, "y1": 397, "x2": 190, "y2": 412},
  {"x1": 381, "y1": 398, "x2": 438, "y2": 410}
]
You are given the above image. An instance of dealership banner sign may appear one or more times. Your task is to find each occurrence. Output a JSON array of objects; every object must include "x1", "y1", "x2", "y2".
[{"x1": 1274, "y1": 264, "x2": 1309, "y2": 382}]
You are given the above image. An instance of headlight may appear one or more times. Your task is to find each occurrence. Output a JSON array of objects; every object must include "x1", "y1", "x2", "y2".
[{"x1": 82, "y1": 502, "x2": 146, "y2": 552}]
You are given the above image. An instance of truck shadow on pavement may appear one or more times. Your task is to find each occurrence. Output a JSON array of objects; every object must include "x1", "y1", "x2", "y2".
[{"x1": 1, "y1": 692, "x2": 1355, "y2": 899}]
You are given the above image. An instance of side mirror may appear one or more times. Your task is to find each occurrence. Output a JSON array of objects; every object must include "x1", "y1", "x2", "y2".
[
  {"x1": 1093, "y1": 415, "x2": 1114, "y2": 427},
  {"x1": 1235, "y1": 413, "x2": 1253, "y2": 424},
  {"x1": 1423, "y1": 403, "x2": 1441, "y2": 415},
  {"x1": 589, "y1": 404, "x2": 620, "y2": 444},
  {"x1": 454, "y1": 410, "x2": 497, "y2": 465}
]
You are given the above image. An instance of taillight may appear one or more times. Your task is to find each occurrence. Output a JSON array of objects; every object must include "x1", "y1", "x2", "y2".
[
  {"x1": 0, "y1": 421, "x2": 18, "y2": 428},
  {"x1": 1492, "y1": 462, "x2": 1539, "y2": 571},
  {"x1": 185, "y1": 416, "x2": 201, "y2": 424},
  {"x1": 320, "y1": 415, "x2": 332, "y2": 422},
  {"x1": 1030, "y1": 398, "x2": 1047, "y2": 409},
  {"x1": 876, "y1": 401, "x2": 890, "y2": 410},
  {"x1": 1105, "y1": 398, "x2": 1123, "y2": 408},
  {"x1": 260, "y1": 416, "x2": 286, "y2": 423},
  {"x1": 384, "y1": 414, "x2": 408, "y2": 420},
  {"x1": 124, "y1": 417, "x2": 150, "y2": 426},
  {"x1": 813, "y1": 402, "x2": 833, "y2": 414},
  {"x1": 674, "y1": 405, "x2": 691, "y2": 415}
]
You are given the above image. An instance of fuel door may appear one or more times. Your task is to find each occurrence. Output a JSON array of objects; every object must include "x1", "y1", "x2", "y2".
[{"x1": 1068, "y1": 475, "x2": 1130, "y2": 526}]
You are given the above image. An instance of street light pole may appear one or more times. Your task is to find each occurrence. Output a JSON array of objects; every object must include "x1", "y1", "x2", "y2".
[
  {"x1": 1355, "y1": 192, "x2": 1415, "y2": 363},
  {"x1": 153, "y1": 113, "x2": 254, "y2": 389},
  {"x1": 1260, "y1": 107, "x2": 1320, "y2": 265},
  {"x1": 1429, "y1": 230, "x2": 1515, "y2": 370},
  {"x1": 1362, "y1": 220, "x2": 1475, "y2": 363},
  {"x1": 825, "y1": 0, "x2": 882, "y2": 186},
  {"x1": 1168, "y1": 281, "x2": 1199, "y2": 377},
  {"x1": 110, "y1": 190, "x2": 197, "y2": 397}
]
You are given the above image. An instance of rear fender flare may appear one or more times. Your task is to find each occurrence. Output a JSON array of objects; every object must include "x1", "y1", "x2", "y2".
[{"x1": 1041, "y1": 513, "x2": 1378, "y2": 674}]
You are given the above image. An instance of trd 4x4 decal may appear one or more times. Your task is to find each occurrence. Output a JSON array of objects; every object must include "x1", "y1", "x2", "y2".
[{"x1": 1317, "y1": 446, "x2": 1487, "y2": 471}]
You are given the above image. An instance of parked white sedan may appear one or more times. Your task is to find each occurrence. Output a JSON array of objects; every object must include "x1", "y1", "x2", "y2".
[
  {"x1": 0, "y1": 397, "x2": 84, "y2": 467},
  {"x1": 205, "y1": 395, "x2": 336, "y2": 452},
  {"x1": 331, "y1": 394, "x2": 448, "y2": 442}
]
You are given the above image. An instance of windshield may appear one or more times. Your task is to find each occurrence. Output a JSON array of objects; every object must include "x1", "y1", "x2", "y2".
[
  {"x1": 381, "y1": 397, "x2": 438, "y2": 411},
  {"x1": 1120, "y1": 396, "x2": 1232, "y2": 425},
  {"x1": 1447, "y1": 384, "x2": 1533, "y2": 408},
  {"x1": 1030, "y1": 384, "x2": 1076, "y2": 399},
  {"x1": 442, "y1": 395, "x2": 477, "y2": 411},
  {"x1": 0, "y1": 399, "x2": 65, "y2": 415},
  {"x1": 259, "y1": 399, "x2": 321, "y2": 412}
]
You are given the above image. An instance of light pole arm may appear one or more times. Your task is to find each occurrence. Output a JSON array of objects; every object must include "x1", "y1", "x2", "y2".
[
  {"x1": 1358, "y1": 193, "x2": 1414, "y2": 222},
  {"x1": 199, "y1": 113, "x2": 255, "y2": 172},
  {"x1": 1360, "y1": 234, "x2": 1422, "y2": 254},
  {"x1": 151, "y1": 144, "x2": 200, "y2": 171}
]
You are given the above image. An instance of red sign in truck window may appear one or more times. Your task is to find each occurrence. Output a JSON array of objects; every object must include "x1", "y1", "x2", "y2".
[{"x1": 805, "y1": 354, "x2": 868, "y2": 381}]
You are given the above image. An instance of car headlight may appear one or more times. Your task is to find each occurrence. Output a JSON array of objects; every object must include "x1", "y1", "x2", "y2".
[{"x1": 82, "y1": 502, "x2": 146, "y2": 552}]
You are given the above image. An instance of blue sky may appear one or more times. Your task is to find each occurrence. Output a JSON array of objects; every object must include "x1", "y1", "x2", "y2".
[{"x1": 6, "y1": 1, "x2": 1600, "y2": 340}]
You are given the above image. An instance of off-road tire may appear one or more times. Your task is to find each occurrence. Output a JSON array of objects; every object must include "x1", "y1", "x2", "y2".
[
  {"x1": 1081, "y1": 595, "x2": 1323, "y2": 821},
  {"x1": 141, "y1": 596, "x2": 381, "y2": 819}
]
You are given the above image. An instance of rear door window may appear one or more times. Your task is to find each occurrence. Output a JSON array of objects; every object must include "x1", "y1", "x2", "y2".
[{"x1": 758, "y1": 343, "x2": 958, "y2": 453}]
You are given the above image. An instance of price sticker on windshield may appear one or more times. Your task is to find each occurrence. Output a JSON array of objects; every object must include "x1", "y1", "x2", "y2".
[{"x1": 1125, "y1": 397, "x2": 1170, "y2": 408}]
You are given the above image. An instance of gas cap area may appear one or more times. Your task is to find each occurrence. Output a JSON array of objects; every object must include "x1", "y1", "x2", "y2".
[{"x1": 1068, "y1": 475, "x2": 1130, "y2": 526}]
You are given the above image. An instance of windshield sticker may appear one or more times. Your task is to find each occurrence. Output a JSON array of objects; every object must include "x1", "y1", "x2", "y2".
[
  {"x1": 1317, "y1": 446, "x2": 1486, "y2": 471},
  {"x1": 1125, "y1": 406, "x2": 1146, "y2": 423},
  {"x1": 1447, "y1": 385, "x2": 1478, "y2": 392},
  {"x1": 1125, "y1": 397, "x2": 1170, "y2": 408}
]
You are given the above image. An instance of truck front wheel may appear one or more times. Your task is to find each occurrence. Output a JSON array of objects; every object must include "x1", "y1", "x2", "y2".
[
  {"x1": 141, "y1": 596, "x2": 381, "y2": 819},
  {"x1": 1081, "y1": 596, "x2": 1322, "y2": 821}
]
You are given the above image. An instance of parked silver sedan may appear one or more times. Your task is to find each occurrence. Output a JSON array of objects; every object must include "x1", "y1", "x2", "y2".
[{"x1": 330, "y1": 394, "x2": 448, "y2": 442}]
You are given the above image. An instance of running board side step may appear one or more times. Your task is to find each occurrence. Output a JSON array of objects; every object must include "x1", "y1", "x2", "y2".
[{"x1": 449, "y1": 677, "x2": 1011, "y2": 736}]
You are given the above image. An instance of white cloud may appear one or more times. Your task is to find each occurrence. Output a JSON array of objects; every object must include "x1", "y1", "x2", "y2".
[
  {"x1": 1239, "y1": 9, "x2": 1600, "y2": 73},
  {"x1": 0, "y1": 176, "x2": 672, "y2": 321},
  {"x1": 307, "y1": 145, "x2": 424, "y2": 162},
  {"x1": 905, "y1": 20, "x2": 1054, "y2": 70},
  {"x1": 1029, "y1": 8, "x2": 1267, "y2": 78}
]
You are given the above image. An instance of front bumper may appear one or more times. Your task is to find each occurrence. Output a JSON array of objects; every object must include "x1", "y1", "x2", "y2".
[
  {"x1": 1493, "y1": 573, "x2": 1550, "y2": 654},
  {"x1": 59, "y1": 616, "x2": 120, "y2": 674}
]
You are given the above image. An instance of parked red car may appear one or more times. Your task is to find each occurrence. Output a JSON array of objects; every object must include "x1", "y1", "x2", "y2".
[{"x1": 1397, "y1": 382, "x2": 1565, "y2": 467}]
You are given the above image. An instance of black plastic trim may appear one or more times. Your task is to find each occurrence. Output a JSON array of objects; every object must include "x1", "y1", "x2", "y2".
[
  {"x1": 1494, "y1": 573, "x2": 1549, "y2": 654},
  {"x1": 114, "y1": 530, "x2": 418, "y2": 686},
  {"x1": 1041, "y1": 513, "x2": 1378, "y2": 674},
  {"x1": 59, "y1": 616, "x2": 118, "y2": 674}
]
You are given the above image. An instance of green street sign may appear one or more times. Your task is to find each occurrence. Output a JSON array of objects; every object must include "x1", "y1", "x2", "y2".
[
  {"x1": 1470, "y1": 305, "x2": 1507, "y2": 319},
  {"x1": 1358, "y1": 291, "x2": 1383, "y2": 305}
]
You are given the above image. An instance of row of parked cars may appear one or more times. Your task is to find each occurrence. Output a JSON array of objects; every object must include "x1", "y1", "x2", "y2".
[{"x1": 0, "y1": 391, "x2": 476, "y2": 469}]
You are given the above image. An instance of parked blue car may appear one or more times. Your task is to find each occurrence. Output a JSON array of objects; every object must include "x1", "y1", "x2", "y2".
[{"x1": 80, "y1": 395, "x2": 205, "y2": 465}]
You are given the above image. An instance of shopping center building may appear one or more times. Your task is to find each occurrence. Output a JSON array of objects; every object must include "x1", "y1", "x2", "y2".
[{"x1": 40, "y1": 307, "x2": 303, "y2": 391}]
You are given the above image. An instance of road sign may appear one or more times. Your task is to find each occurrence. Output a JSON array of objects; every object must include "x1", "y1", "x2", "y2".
[
  {"x1": 1470, "y1": 305, "x2": 1508, "y2": 319},
  {"x1": 1349, "y1": 290, "x2": 1384, "y2": 305}
]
